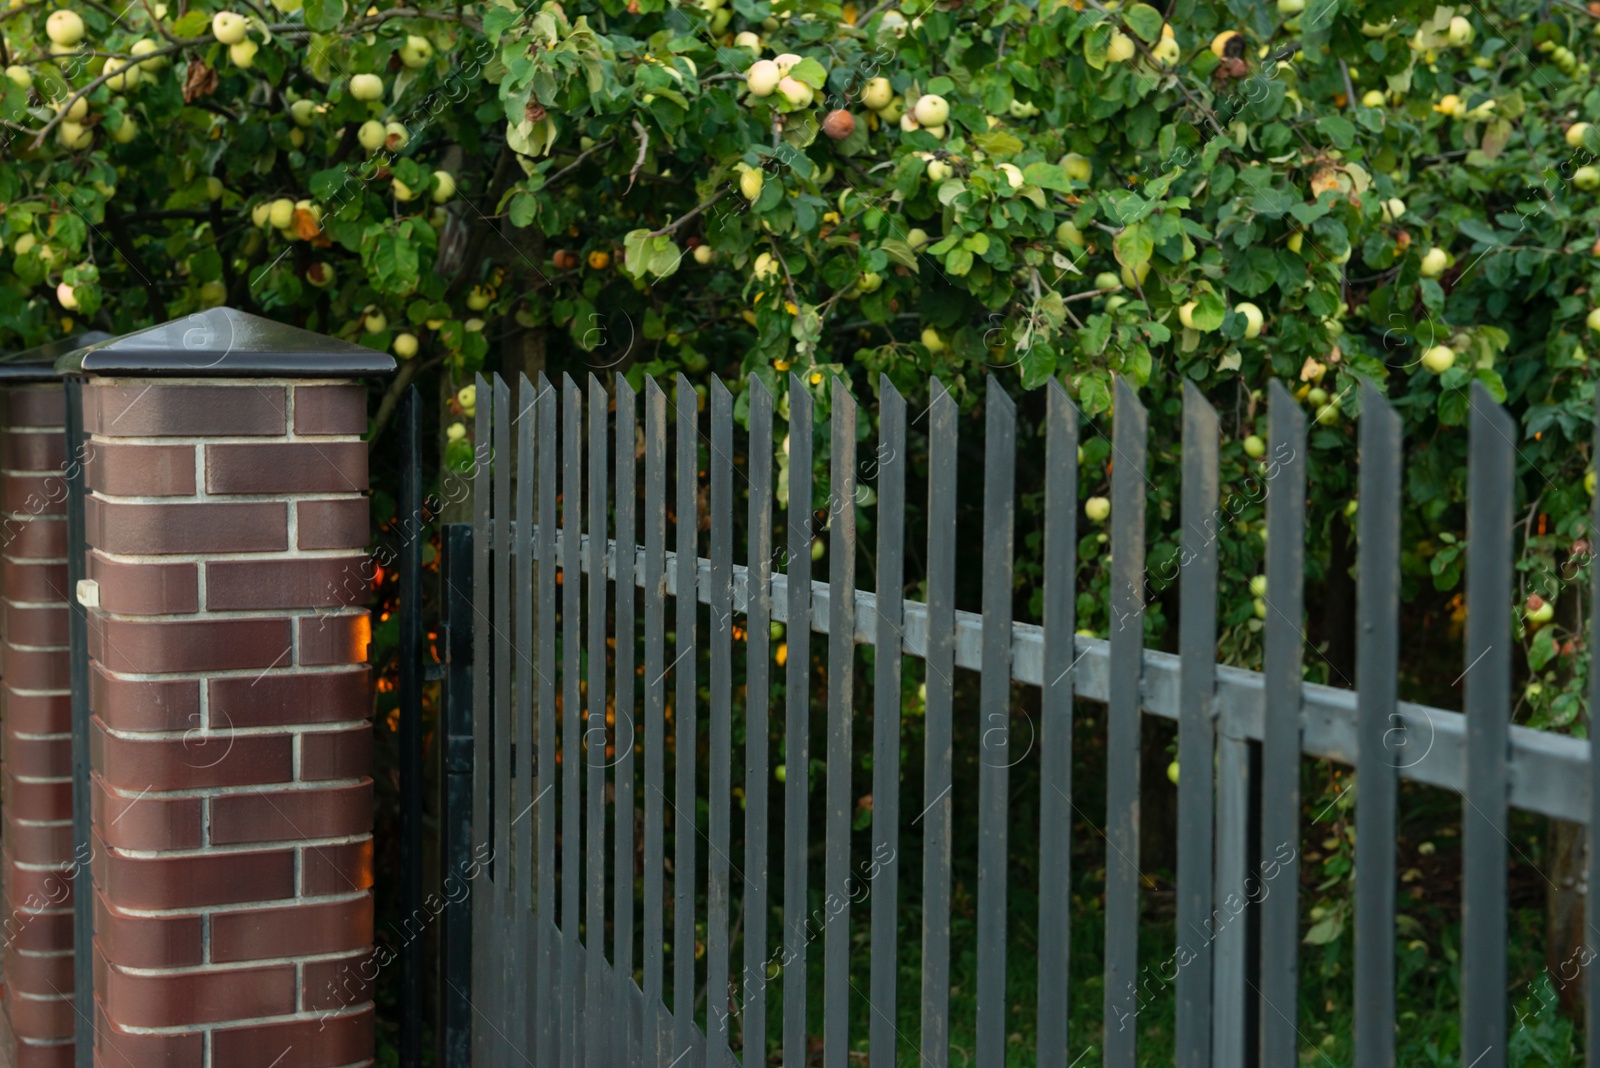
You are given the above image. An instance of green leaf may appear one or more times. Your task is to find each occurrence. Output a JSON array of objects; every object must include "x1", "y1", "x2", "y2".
[
  {"x1": 622, "y1": 228, "x2": 654, "y2": 280},
  {"x1": 508, "y1": 193, "x2": 539, "y2": 227},
  {"x1": 962, "y1": 232, "x2": 990, "y2": 255},
  {"x1": 483, "y1": 7, "x2": 521, "y2": 43},
  {"x1": 945, "y1": 248, "x2": 973, "y2": 276},
  {"x1": 1114, "y1": 222, "x2": 1153, "y2": 271},
  {"x1": 170, "y1": 9, "x2": 210, "y2": 35},
  {"x1": 1303, "y1": 913, "x2": 1344, "y2": 946},
  {"x1": 1023, "y1": 162, "x2": 1071, "y2": 192},
  {"x1": 1319, "y1": 115, "x2": 1356, "y2": 149},
  {"x1": 878, "y1": 239, "x2": 919, "y2": 269},
  {"x1": 1191, "y1": 291, "x2": 1226, "y2": 331},
  {"x1": 303, "y1": 0, "x2": 346, "y2": 34},
  {"x1": 1529, "y1": 626, "x2": 1558, "y2": 672},
  {"x1": 790, "y1": 57, "x2": 828, "y2": 90},
  {"x1": 1122, "y1": 3, "x2": 1164, "y2": 43},
  {"x1": 972, "y1": 132, "x2": 1024, "y2": 157}
]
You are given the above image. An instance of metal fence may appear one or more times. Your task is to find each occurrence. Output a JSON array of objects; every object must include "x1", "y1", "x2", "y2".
[{"x1": 408, "y1": 369, "x2": 1599, "y2": 1068}]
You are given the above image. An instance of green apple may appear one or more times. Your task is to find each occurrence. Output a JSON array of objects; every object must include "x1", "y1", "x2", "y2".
[
  {"x1": 1380, "y1": 197, "x2": 1406, "y2": 222},
  {"x1": 1055, "y1": 220, "x2": 1084, "y2": 248},
  {"x1": 349, "y1": 74, "x2": 384, "y2": 102},
  {"x1": 906, "y1": 227, "x2": 930, "y2": 249},
  {"x1": 1277, "y1": 0, "x2": 1305, "y2": 12},
  {"x1": 1447, "y1": 16, "x2": 1473, "y2": 46},
  {"x1": 734, "y1": 31, "x2": 762, "y2": 55},
  {"x1": 811, "y1": 538, "x2": 825, "y2": 561},
  {"x1": 913, "y1": 93, "x2": 949, "y2": 127},
  {"x1": 774, "y1": 764, "x2": 786, "y2": 782},
  {"x1": 1060, "y1": 152, "x2": 1092, "y2": 183},
  {"x1": 693, "y1": 244, "x2": 714, "y2": 264},
  {"x1": 1419, "y1": 246, "x2": 1448, "y2": 277},
  {"x1": 267, "y1": 197, "x2": 295, "y2": 229},
  {"x1": 364, "y1": 308, "x2": 388, "y2": 333},
  {"x1": 384, "y1": 121, "x2": 409, "y2": 150},
  {"x1": 305, "y1": 261, "x2": 334, "y2": 287},
  {"x1": 921, "y1": 326, "x2": 945, "y2": 352},
  {"x1": 46, "y1": 9, "x2": 86, "y2": 46},
  {"x1": 399, "y1": 34, "x2": 434, "y2": 68},
  {"x1": 1250, "y1": 575, "x2": 1267, "y2": 597},
  {"x1": 290, "y1": 99, "x2": 317, "y2": 126},
  {"x1": 1166, "y1": 760, "x2": 1179, "y2": 785},
  {"x1": 104, "y1": 57, "x2": 139, "y2": 90},
  {"x1": 431, "y1": 171, "x2": 456, "y2": 203},
  {"x1": 1568, "y1": 122, "x2": 1591, "y2": 148},
  {"x1": 130, "y1": 38, "x2": 166, "y2": 70},
  {"x1": 926, "y1": 159, "x2": 952, "y2": 182},
  {"x1": 1421, "y1": 345, "x2": 1454, "y2": 373},
  {"x1": 446, "y1": 422, "x2": 467, "y2": 442},
  {"x1": 1106, "y1": 30, "x2": 1135, "y2": 62},
  {"x1": 199, "y1": 279, "x2": 226, "y2": 306},
  {"x1": 1235, "y1": 301, "x2": 1263, "y2": 338},
  {"x1": 356, "y1": 119, "x2": 385, "y2": 151},
  {"x1": 56, "y1": 282, "x2": 78, "y2": 310},
  {"x1": 998, "y1": 163, "x2": 1024, "y2": 189},
  {"x1": 1527, "y1": 595, "x2": 1555, "y2": 624},
  {"x1": 110, "y1": 116, "x2": 138, "y2": 143},
  {"x1": 1577, "y1": 166, "x2": 1600, "y2": 191},
  {"x1": 1151, "y1": 35, "x2": 1180, "y2": 65},
  {"x1": 1361, "y1": 89, "x2": 1385, "y2": 107},
  {"x1": 1085, "y1": 496, "x2": 1110, "y2": 522},
  {"x1": 862, "y1": 76, "x2": 892, "y2": 110},
  {"x1": 228, "y1": 39, "x2": 258, "y2": 68},
  {"x1": 467, "y1": 285, "x2": 493, "y2": 310},
  {"x1": 773, "y1": 52, "x2": 801, "y2": 75},
  {"x1": 58, "y1": 95, "x2": 88, "y2": 122},
  {"x1": 393, "y1": 332, "x2": 419, "y2": 359},
  {"x1": 1094, "y1": 271, "x2": 1121, "y2": 291},
  {"x1": 777, "y1": 76, "x2": 813, "y2": 107},
  {"x1": 1588, "y1": 307, "x2": 1600, "y2": 333},
  {"x1": 4, "y1": 65, "x2": 32, "y2": 89},
  {"x1": 58, "y1": 121, "x2": 92, "y2": 150},
  {"x1": 745, "y1": 59, "x2": 779, "y2": 96},
  {"x1": 1243, "y1": 434, "x2": 1265, "y2": 458},
  {"x1": 740, "y1": 168, "x2": 764, "y2": 201},
  {"x1": 211, "y1": 11, "x2": 248, "y2": 44}
]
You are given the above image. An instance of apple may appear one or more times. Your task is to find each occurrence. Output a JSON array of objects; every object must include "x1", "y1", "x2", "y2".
[
  {"x1": 1419, "y1": 247, "x2": 1448, "y2": 277},
  {"x1": 1527, "y1": 594, "x2": 1555, "y2": 624},
  {"x1": 1210, "y1": 30, "x2": 1242, "y2": 58},
  {"x1": 1243, "y1": 434, "x2": 1266, "y2": 458},
  {"x1": 1421, "y1": 345, "x2": 1455, "y2": 373},
  {"x1": 58, "y1": 121, "x2": 92, "y2": 150},
  {"x1": 773, "y1": 52, "x2": 802, "y2": 75},
  {"x1": 1315, "y1": 400, "x2": 1341, "y2": 426},
  {"x1": 810, "y1": 538, "x2": 825, "y2": 560},
  {"x1": 1360, "y1": 18, "x2": 1393, "y2": 36},
  {"x1": 1085, "y1": 496, "x2": 1110, "y2": 522},
  {"x1": 399, "y1": 34, "x2": 434, "y2": 68},
  {"x1": 1178, "y1": 301, "x2": 1208, "y2": 330},
  {"x1": 1447, "y1": 16, "x2": 1473, "y2": 46},
  {"x1": 5, "y1": 65, "x2": 32, "y2": 89},
  {"x1": 774, "y1": 763, "x2": 786, "y2": 783},
  {"x1": 393, "y1": 332, "x2": 419, "y2": 359},
  {"x1": 381, "y1": 121, "x2": 409, "y2": 151},
  {"x1": 1570, "y1": 123, "x2": 1593, "y2": 148},
  {"x1": 362, "y1": 308, "x2": 388, "y2": 334},
  {"x1": 1055, "y1": 221, "x2": 1084, "y2": 247},
  {"x1": 1094, "y1": 271, "x2": 1122, "y2": 291},
  {"x1": 467, "y1": 285, "x2": 493, "y2": 310},
  {"x1": 998, "y1": 162, "x2": 1024, "y2": 190},
  {"x1": 1277, "y1": 0, "x2": 1305, "y2": 12},
  {"x1": 446, "y1": 422, "x2": 467, "y2": 442},
  {"x1": 1236, "y1": 301, "x2": 1264, "y2": 338},
  {"x1": 913, "y1": 93, "x2": 949, "y2": 127},
  {"x1": 349, "y1": 74, "x2": 385, "y2": 102},
  {"x1": 229, "y1": 39, "x2": 258, "y2": 68},
  {"x1": 1061, "y1": 152, "x2": 1092, "y2": 183},
  {"x1": 1361, "y1": 89, "x2": 1385, "y2": 108},
  {"x1": 1380, "y1": 197, "x2": 1406, "y2": 222},
  {"x1": 104, "y1": 57, "x2": 139, "y2": 90},
  {"x1": 921, "y1": 326, "x2": 945, "y2": 352},
  {"x1": 906, "y1": 227, "x2": 930, "y2": 249},
  {"x1": 267, "y1": 198, "x2": 295, "y2": 229},
  {"x1": 878, "y1": 96, "x2": 904, "y2": 123},
  {"x1": 211, "y1": 11, "x2": 248, "y2": 44},
  {"x1": 206, "y1": 176, "x2": 224, "y2": 201},
  {"x1": 1166, "y1": 760, "x2": 1179, "y2": 785},
  {"x1": 199, "y1": 279, "x2": 226, "y2": 306},
  {"x1": 130, "y1": 38, "x2": 166, "y2": 69},
  {"x1": 1287, "y1": 232, "x2": 1303, "y2": 253},
  {"x1": 746, "y1": 59, "x2": 780, "y2": 96},
  {"x1": 822, "y1": 109, "x2": 855, "y2": 140},
  {"x1": 13, "y1": 234, "x2": 36, "y2": 256},
  {"x1": 1106, "y1": 30, "x2": 1135, "y2": 62},
  {"x1": 457, "y1": 384, "x2": 477, "y2": 411},
  {"x1": 56, "y1": 282, "x2": 78, "y2": 310},
  {"x1": 465, "y1": 318, "x2": 484, "y2": 332},
  {"x1": 1151, "y1": 35, "x2": 1180, "y2": 66},
  {"x1": 291, "y1": 99, "x2": 317, "y2": 126},
  {"x1": 856, "y1": 271, "x2": 882, "y2": 294},
  {"x1": 46, "y1": 10, "x2": 85, "y2": 46},
  {"x1": 1253, "y1": 597, "x2": 1268, "y2": 619},
  {"x1": 1588, "y1": 307, "x2": 1600, "y2": 333},
  {"x1": 862, "y1": 76, "x2": 892, "y2": 110},
  {"x1": 777, "y1": 77, "x2": 813, "y2": 107},
  {"x1": 926, "y1": 159, "x2": 952, "y2": 182},
  {"x1": 305, "y1": 262, "x2": 334, "y2": 287},
  {"x1": 693, "y1": 244, "x2": 715, "y2": 264},
  {"x1": 734, "y1": 31, "x2": 762, "y2": 54},
  {"x1": 1306, "y1": 387, "x2": 1328, "y2": 407},
  {"x1": 58, "y1": 96, "x2": 88, "y2": 122},
  {"x1": 432, "y1": 171, "x2": 456, "y2": 203},
  {"x1": 740, "y1": 168, "x2": 764, "y2": 201},
  {"x1": 1578, "y1": 166, "x2": 1600, "y2": 191},
  {"x1": 753, "y1": 252, "x2": 778, "y2": 280}
]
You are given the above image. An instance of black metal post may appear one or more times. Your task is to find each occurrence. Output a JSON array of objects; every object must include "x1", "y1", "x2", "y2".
[
  {"x1": 63, "y1": 378, "x2": 92, "y2": 1068},
  {"x1": 439, "y1": 522, "x2": 475, "y2": 1067},
  {"x1": 398, "y1": 386, "x2": 424, "y2": 1066}
]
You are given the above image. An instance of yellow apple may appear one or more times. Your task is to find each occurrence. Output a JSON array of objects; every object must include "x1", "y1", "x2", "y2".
[
  {"x1": 746, "y1": 59, "x2": 780, "y2": 96},
  {"x1": 393, "y1": 332, "x2": 419, "y2": 359},
  {"x1": 1419, "y1": 247, "x2": 1448, "y2": 278},
  {"x1": 46, "y1": 9, "x2": 85, "y2": 46},
  {"x1": 862, "y1": 76, "x2": 892, "y2": 110},
  {"x1": 349, "y1": 73, "x2": 384, "y2": 102},
  {"x1": 211, "y1": 11, "x2": 248, "y2": 44},
  {"x1": 1236, "y1": 301, "x2": 1263, "y2": 338},
  {"x1": 1421, "y1": 345, "x2": 1454, "y2": 373},
  {"x1": 1085, "y1": 496, "x2": 1110, "y2": 521}
]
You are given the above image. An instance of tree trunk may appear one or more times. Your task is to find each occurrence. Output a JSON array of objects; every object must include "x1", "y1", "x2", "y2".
[{"x1": 1546, "y1": 818, "x2": 1588, "y2": 1019}]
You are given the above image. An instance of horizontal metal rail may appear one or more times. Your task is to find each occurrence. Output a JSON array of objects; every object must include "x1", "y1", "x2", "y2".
[{"x1": 501, "y1": 525, "x2": 1588, "y2": 825}]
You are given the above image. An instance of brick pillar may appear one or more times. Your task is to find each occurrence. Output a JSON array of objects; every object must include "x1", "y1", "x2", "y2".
[
  {"x1": 1, "y1": 382, "x2": 76, "y2": 1068},
  {"x1": 61, "y1": 310, "x2": 393, "y2": 1067}
]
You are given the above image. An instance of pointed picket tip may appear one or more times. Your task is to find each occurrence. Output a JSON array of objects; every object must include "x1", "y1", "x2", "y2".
[
  {"x1": 55, "y1": 307, "x2": 393, "y2": 378},
  {"x1": 1469, "y1": 378, "x2": 1515, "y2": 437},
  {"x1": 1113, "y1": 374, "x2": 1146, "y2": 418},
  {"x1": 1182, "y1": 379, "x2": 1219, "y2": 436},
  {"x1": 986, "y1": 374, "x2": 1016, "y2": 417},
  {"x1": 1268, "y1": 378, "x2": 1308, "y2": 435},
  {"x1": 589, "y1": 372, "x2": 607, "y2": 400},
  {"x1": 831, "y1": 375, "x2": 857, "y2": 412},
  {"x1": 537, "y1": 370, "x2": 553, "y2": 398},
  {"x1": 644, "y1": 372, "x2": 666, "y2": 401},
  {"x1": 675, "y1": 372, "x2": 697, "y2": 416},
  {"x1": 747, "y1": 374, "x2": 772, "y2": 406},
  {"x1": 1046, "y1": 375, "x2": 1076, "y2": 410},
  {"x1": 616, "y1": 373, "x2": 637, "y2": 405},
  {"x1": 710, "y1": 374, "x2": 733, "y2": 403}
]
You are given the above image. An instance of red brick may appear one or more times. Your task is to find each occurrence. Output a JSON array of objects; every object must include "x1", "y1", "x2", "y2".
[
  {"x1": 208, "y1": 668, "x2": 369, "y2": 728},
  {"x1": 94, "y1": 1004, "x2": 204, "y2": 1067},
  {"x1": 2, "y1": 560, "x2": 69, "y2": 603},
  {"x1": 3, "y1": 815, "x2": 72, "y2": 866},
  {"x1": 92, "y1": 717, "x2": 293, "y2": 792},
  {"x1": 212, "y1": 1005, "x2": 374, "y2": 1068},
  {"x1": 1, "y1": 646, "x2": 69, "y2": 690},
  {"x1": 92, "y1": 775, "x2": 203, "y2": 851},
  {"x1": 296, "y1": 498, "x2": 368, "y2": 550},
  {"x1": 103, "y1": 961, "x2": 296, "y2": 1027},
  {"x1": 2, "y1": 473, "x2": 68, "y2": 517},
  {"x1": 85, "y1": 442, "x2": 197, "y2": 498},
  {"x1": 94, "y1": 891, "x2": 203, "y2": 969},
  {"x1": 0, "y1": 515, "x2": 66, "y2": 559},
  {"x1": 297, "y1": 612, "x2": 371, "y2": 666},
  {"x1": 85, "y1": 498, "x2": 287, "y2": 555},
  {"x1": 211, "y1": 893, "x2": 372, "y2": 963},
  {"x1": 293, "y1": 385, "x2": 368, "y2": 437},
  {"x1": 5, "y1": 387, "x2": 65, "y2": 430},
  {"x1": 12, "y1": 1037, "x2": 73, "y2": 1068},
  {"x1": 205, "y1": 555, "x2": 370, "y2": 611},
  {"x1": 5, "y1": 728, "x2": 71, "y2": 778},
  {"x1": 8, "y1": 993, "x2": 72, "y2": 1043},
  {"x1": 86, "y1": 383, "x2": 286, "y2": 438},
  {"x1": 3, "y1": 774, "x2": 71, "y2": 820},
  {"x1": 3, "y1": 689, "x2": 70, "y2": 734},
  {"x1": 5, "y1": 855, "x2": 76, "y2": 911},
  {"x1": 89, "y1": 667, "x2": 200, "y2": 733},
  {"x1": 1, "y1": 430, "x2": 67, "y2": 472},
  {"x1": 206, "y1": 442, "x2": 367, "y2": 495},
  {"x1": 4, "y1": 603, "x2": 69, "y2": 646},
  {"x1": 210, "y1": 780, "x2": 372, "y2": 845},
  {"x1": 301, "y1": 952, "x2": 373, "y2": 1014},
  {"x1": 300, "y1": 838, "x2": 373, "y2": 896},
  {"x1": 301, "y1": 724, "x2": 372, "y2": 782},
  {"x1": 87, "y1": 552, "x2": 199, "y2": 615},
  {"x1": 93, "y1": 838, "x2": 293, "y2": 909},
  {"x1": 5, "y1": 948, "x2": 72, "y2": 997},
  {"x1": 4, "y1": 908, "x2": 71, "y2": 954},
  {"x1": 90, "y1": 616, "x2": 292, "y2": 674}
]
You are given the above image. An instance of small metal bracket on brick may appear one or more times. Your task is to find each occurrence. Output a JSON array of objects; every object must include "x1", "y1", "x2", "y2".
[{"x1": 75, "y1": 579, "x2": 99, "y2": 609}]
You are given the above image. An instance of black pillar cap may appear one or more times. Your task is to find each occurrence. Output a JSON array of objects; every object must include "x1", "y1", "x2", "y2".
[
  {"x1": 53, "y1": 307, "x2": 396, "y2": 378},
  {"x1": 0, "y1": 332, "x2": 114, "y2": 383}
]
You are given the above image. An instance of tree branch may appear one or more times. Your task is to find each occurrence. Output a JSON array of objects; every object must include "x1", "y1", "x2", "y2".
[{"x1": 647, "y1": 188, "x2": 727, "y2": 238}]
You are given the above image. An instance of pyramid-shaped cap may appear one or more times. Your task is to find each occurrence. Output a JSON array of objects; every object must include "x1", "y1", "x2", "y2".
[
  {"x1": 0, "y1": 331, "x2": 113, "y2": 382},
  {"x1": 54, "y1": 307, "x2": 395, "y2": 378}
]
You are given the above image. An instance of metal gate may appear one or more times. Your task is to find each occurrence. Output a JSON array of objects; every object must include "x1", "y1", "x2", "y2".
[{"x1": 396, "y1": 369, "x2": 1599, "y2": 1068}]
